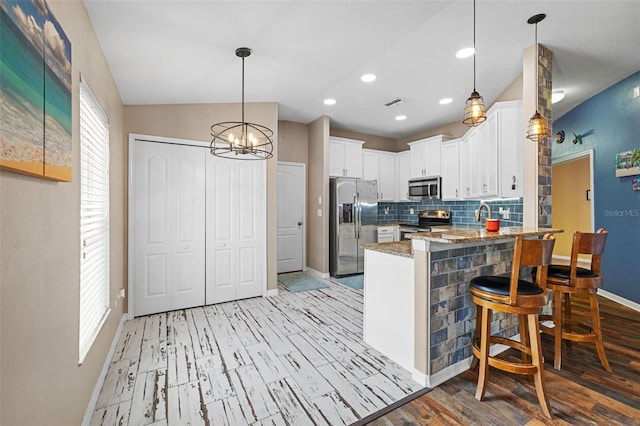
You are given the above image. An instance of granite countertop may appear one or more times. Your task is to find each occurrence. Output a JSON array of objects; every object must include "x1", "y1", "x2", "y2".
[
  {"x1": 407, "y1": 226, "x2": 563, "y2": 243},
  {"x1": 363, "y1": 226, "x2": 563, "y2": 257},
  {"x1": 362, "y1": 241, "x2": 413, "y2": 258}
]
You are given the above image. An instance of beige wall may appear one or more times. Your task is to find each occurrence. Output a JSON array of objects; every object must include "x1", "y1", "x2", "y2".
[
  {"x1": 330, "y1": 127, "x2": 397, "y2": 152},
  {"x1": 307, "y1": 116, "x2": 330, "y2": 273},
  {"x1": 124, "y1": 102, "x2": 279, "y2": 291},
  {"x1": 0, "y1": 1, "x2": 125, "y2": 424},
  {"x1": 552, "y1": 157, "x2": 591, "y2": 257},
  {"x1": 278, "y1": 120, "x2": 309, "y2": 163}
]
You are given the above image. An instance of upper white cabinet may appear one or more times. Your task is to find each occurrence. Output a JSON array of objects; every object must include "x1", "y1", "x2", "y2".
[
  {"x1": 395, "y1": 151, "x2": 410, "y2": 201},
  {"x1": 330, "y1": 136, "x2": 364, "y2": 178},
  {"x1": 363, "y1": 149, "x2": 396, "y2": 201},
  {"x1": 441, "y1": 139, "x2": 461, "y2": 200},
  {"x1": 459, "y1": 101, "x2": 523, "y2": 200},
  {"x1": 497, "y1": 101, "x2": 524, "y2": 198},
  {"x1": 408, "y1": 135, "x2": 445, "y2": 179},
  {"x1": 476, "y1": 111, "x2": 499, "y2": 198},
  {"x1": 460, "y1": 129, "x2": 479, "y2": 199}
]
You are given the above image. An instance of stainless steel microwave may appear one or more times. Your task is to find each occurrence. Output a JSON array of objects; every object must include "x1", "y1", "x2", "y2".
[{"x1": 408, "y1": 176, "x2": 441, "y2": 200}]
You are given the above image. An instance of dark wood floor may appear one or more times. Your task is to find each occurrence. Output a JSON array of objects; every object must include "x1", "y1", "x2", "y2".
[{"x1": 369, "y1": 295, "x2": 640, "y2": 425}]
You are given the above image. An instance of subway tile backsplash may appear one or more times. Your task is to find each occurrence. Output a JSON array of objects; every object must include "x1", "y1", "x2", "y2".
[{"x1": 378, "y1": 198, "x2": 524, "y2": 227}]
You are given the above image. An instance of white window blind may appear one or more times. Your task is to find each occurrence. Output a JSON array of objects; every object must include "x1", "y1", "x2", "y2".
[{"x1": 79, "y1": 76, "x2": 110, "y2": 363}]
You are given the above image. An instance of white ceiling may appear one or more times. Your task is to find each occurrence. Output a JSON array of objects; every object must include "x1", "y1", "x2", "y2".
[{"x1": 83, "y1": 0, "x2": 640, "y2": 140}]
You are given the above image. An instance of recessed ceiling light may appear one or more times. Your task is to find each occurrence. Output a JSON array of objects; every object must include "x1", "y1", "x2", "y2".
[
  {"x1": 552, "y1": 90, "x2": 565, "y2": 104},
  {"x1": 323, "y1": 98, "x2": 336, "y2": 105},
  {"x1": 456, "y1": 47, "x2": 475, "y2": 59},
  {"x1": 439, "y1": 98, "x2": 453, "y2": 105},
  {"x1": 361, "y1": 74, "x2": 377, "y2": 83},
  {"x1": 395, "y1": 115, "x2": 407, "y2": 121}
]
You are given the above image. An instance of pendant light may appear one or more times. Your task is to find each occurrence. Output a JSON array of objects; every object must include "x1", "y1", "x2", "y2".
[
  {"x1": 210, "y1": 47, "x2": 274, "y2": 160},
  {"x1": 526, "y1": 14, "x2": 550, "y2": 142},
  {"x1": 463, "y1": 0, "x2": 487, "y2": 127}
]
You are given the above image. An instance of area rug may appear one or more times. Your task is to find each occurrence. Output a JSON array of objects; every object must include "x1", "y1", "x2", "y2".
[
  {"x1": 334, "y1": 274, "x2": 364, "y2": 290},
  {"x1": 277, "y1": 272, "x2": 329, "y2": 293}
]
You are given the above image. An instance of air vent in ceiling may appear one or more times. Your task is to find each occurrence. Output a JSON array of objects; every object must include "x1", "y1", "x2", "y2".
[{"x1": 384, "y1": 98, "x2": 406, "y2": 108}]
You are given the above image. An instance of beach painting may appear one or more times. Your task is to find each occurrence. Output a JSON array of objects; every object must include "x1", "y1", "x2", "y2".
[
  {"x1": 0, "y1": 0, "x2": 72, "y2": 181},
  {"x1": 615, "y1": 148, "x2": 640, "y2": 178}
]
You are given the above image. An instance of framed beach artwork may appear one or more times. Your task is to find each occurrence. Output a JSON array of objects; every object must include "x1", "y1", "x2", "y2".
[
  {"x1": 0, "y1": 0, "x2": 72, "y2": 182},
  {"x1": 615, "y1": 148, "x2": 640, "y2": 178}
]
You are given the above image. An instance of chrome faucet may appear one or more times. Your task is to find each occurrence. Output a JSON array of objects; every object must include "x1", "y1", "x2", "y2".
[{"x1": 475, "y1": 202, "x2": 492, "y2": 221}]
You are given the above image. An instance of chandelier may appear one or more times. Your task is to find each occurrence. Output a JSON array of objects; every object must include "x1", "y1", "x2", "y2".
[{"x1": 210, "y1": 47, "x2": 274, "y2": 160}]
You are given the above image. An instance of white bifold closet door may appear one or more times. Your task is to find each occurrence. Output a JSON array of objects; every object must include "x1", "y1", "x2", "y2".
[
  {"x1": 132, "y1": 141, "x2": 205, "y2": 316},
  {"x1": 206, "y1": 155, "x2": 265, "y2": 304}
]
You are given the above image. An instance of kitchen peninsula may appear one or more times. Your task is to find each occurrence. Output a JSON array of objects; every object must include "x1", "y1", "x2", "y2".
[{"x1": 362, "y1": 226, "x2": 562, "y2": 387}]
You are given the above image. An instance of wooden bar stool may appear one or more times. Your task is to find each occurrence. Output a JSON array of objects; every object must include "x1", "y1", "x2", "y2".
[
  {"x1": 470, "y1": 234, "x2": 555, "y2": 419},
  {"x1": 539, "y1": 228, "x2": 611, "y2": 372}
]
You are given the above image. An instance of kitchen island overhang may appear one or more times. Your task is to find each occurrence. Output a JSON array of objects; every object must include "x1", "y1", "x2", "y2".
[{"x1": 362, "y1": 226, "x2": 563, "y2": 387}]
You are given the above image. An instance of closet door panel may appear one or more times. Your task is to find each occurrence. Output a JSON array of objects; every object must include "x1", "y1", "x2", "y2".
[
  {"x1": 236, "y1": 161, "x2": 263, "y2": 300},
  {"x1": 171, "y1": 146, "x2": 205, "y2": 310},
  {"x1": 133, "y1": 142, "x2": 173, "y2": 316}
]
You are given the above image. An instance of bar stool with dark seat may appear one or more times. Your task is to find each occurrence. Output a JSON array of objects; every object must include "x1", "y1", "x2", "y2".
[
  {"x1": 539, "y1": 228, "x2": 611, "y2": 372},
  {"x1": 470, "y1": 234, "x2": 555, "y2": 419}
]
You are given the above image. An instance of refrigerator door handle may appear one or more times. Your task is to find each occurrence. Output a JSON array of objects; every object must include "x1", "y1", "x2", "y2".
[
  {"x1": 356, "y1": 192, "x2": 361, "y2": 239},
  {"x1": 353, "y1": 193, "x2": 358, "y2": 238}
]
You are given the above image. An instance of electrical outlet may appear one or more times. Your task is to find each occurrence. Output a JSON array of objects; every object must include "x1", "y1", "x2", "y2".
[
  {"x1": 317, "y1": 209, "x2": 322, "y2": 217},
  {"x1": 410, "y1": 208, "x2": 414, "y2": 215}
]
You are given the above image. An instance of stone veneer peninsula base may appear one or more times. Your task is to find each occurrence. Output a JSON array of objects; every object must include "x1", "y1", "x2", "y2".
[{"x1": 362, "y1": 227, "x2": 562, "y2": 387}]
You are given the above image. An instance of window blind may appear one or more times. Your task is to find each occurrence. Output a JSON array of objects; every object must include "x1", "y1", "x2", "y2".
[{"x1": 79, "y1": 76, "x2": 110, "y2": 363}]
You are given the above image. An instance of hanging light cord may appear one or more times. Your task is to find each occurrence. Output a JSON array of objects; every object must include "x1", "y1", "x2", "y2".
[
  {"x1": 473, "y1": 0, "x2": 477, "y2": 91},
  {"x1": 241, "y1": 54, "x2": 245, "y2": 127}
]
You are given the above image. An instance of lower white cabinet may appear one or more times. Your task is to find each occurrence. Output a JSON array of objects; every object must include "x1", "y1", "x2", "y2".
[
  {"x1": 377, "y1": 225, "x2": 396, "y2": 243},
  {"x1": 130, "y1": 137, "x2": 265, "y2": 316}
]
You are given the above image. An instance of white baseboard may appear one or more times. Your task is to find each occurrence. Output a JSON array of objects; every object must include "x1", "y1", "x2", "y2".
[
  {"x1": 82, "y1": 313, "x2": 128, "y2": 426},
  {"x1": 265, "y1": 288, "x2": 279, "y2": 297},
  {"x1": 598, "y1": 289, "x2": 640, "y2": 312},
  {"x1": 305, "y1": 267, "x2": 329, "y2": 279}
]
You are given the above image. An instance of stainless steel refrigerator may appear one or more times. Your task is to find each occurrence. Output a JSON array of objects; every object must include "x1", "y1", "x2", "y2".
[{"x1": 329, "y1": 177, "x2": 378, "y2": 277}]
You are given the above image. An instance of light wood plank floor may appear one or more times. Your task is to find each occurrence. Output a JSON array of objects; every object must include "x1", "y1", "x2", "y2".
[
  {"x1": 91, "y1": 278, "x2": 423, "y2": 425},
  {"x1": 369, "y1": 295, "x2": 640, "y2": 425}
]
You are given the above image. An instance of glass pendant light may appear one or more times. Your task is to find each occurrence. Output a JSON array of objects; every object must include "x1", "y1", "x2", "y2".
[
  {"x1": 463, "y1": 0, "x2": 487, "y2": 127},
  {"x1": 210, "y1": 47, "x2": 274, "y2": 160},
  {"x1": 526, "y1": 14, "x2": 550, "y2": 142}
]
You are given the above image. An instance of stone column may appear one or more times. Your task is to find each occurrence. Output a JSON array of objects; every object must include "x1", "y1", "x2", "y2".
[{"x1": 522, "y1": 43, "x2": 553, "y2": 228}]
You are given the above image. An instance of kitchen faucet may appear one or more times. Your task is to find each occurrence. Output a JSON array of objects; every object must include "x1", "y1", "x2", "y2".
[{"x1": 475, "y1": 202, "x2": 491, "y2": 221}]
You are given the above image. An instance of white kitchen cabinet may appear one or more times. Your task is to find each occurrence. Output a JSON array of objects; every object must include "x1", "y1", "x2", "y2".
[
  {"x1": 461, "y1": 129, "x2": 479, "y2": 199},
  {"x1": 497, "y1": 101, "x2": 524, "y2": 198},
  {"x1": 476, "y1": 112, "x2": 499, "y2": 198},
  {"x1": 363, "y1": 149, "x2": 396, "y2": 201},
  {"x1": 377, "y1": 225, "x2": 396, "y2": 243},
  {"x1": 330, "y1": 136, "x2": 364, "y2": 178},
  {"x1": 408, "y1": 135, "x2": 444, "y2": 179},
  {"x1": 441, "y1": 139, "x2": 461, "y2": 200},
  {"x1": 395, "y1": 151, "x2": 410, "y2": 201},
  {"x1": 206, "y1": 156, "x2": 265, "y2": 305}
]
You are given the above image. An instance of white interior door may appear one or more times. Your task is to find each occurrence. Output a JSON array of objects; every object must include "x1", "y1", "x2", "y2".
[
  {"x1": 206, "y1": 155, "x2": 265, "y2": 304},
  {"x1": 132, "y1": 141, "x2": 205, "y2": 316},
  {"x1": 277, "y1": 162, "x2": 305, "y2": 273}
]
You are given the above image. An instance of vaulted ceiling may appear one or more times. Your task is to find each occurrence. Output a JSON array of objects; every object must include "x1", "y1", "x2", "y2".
[{"x1": 84, "y1": 0, "x2": 640, "y2": 139}]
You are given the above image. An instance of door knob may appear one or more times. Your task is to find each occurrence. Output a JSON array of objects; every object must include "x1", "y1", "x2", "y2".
[{"x1": 297, "y1": 221, "x2": 303, "y2": 226}]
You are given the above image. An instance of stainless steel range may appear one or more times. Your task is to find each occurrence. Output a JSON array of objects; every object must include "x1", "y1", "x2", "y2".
[{"x1": 398, "y1": 209, "x2": 451, "y2": 240}]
